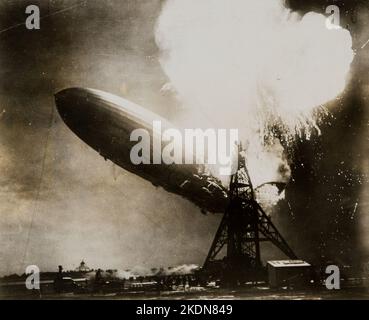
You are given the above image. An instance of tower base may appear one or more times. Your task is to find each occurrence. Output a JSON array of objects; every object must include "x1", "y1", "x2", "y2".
[{"x1": 202, "y1": 146, "x2": 297, "y2": 285}]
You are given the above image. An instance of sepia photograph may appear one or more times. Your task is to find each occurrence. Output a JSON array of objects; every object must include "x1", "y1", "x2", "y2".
[{"x1": 0, "y1": 0, "x2": 368, "y2": 303}]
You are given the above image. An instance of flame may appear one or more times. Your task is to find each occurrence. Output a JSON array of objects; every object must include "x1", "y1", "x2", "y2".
[{"x1": 155, "y1": 0, "x2": 353, "y2": 205}]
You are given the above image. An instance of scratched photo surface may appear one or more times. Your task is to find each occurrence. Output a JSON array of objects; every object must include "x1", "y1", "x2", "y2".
[{"x1": 0, "y1": 0, "x2": 368, "y2": 299}]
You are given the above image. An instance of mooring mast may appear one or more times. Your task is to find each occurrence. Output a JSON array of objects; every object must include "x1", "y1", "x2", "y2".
[{"x1": 203, "y1": 144, "x2": 297, "y2": 284}]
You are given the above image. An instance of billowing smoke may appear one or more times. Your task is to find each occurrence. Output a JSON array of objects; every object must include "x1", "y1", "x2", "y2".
[
  {"x1": 254, "y1": 184, "x2": 286, "y2": 212},
  {"x1": 115, "y1": 264, "x2": 199, "y2": 279},
  {"x1": 155, "y1": 0, "x2": 354, "y2": 205},
  {"x1": 246, "y1": 139, "x2": 291, "y2": 187}
]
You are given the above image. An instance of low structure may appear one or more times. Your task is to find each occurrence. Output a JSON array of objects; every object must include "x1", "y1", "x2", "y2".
[{"x1": 267, "y1": 260, "x2": 312, "y2": 288}]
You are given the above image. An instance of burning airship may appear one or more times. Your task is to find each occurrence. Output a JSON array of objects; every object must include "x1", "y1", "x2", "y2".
[{"x1": 55, "y1": 88, "x2": 228, "y2": 213}]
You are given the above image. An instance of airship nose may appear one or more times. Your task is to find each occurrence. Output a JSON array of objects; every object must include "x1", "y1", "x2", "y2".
[
  {"x1": 55, "y1": 88, "x2": 94, "y2": 135},
  {"x1": 55, "y1": 89, "x2": 69, "y2": 120},
  {"x1": 55, "y1": 88, "x2": 86, "y2": 122}
]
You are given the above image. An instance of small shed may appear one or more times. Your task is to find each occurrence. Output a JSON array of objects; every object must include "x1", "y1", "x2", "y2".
[{"x1": 267, "y1": 260, "x2": 312, "y2": 288}]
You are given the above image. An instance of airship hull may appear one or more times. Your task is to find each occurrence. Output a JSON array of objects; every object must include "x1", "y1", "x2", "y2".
[{"x1": 55, "y1": 88, "x2": 228, "y2": 213}]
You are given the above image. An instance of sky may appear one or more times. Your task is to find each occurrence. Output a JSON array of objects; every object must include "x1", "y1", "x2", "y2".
[{"x1": 0, "y1": 0, "x2": 368, "y2": 276}]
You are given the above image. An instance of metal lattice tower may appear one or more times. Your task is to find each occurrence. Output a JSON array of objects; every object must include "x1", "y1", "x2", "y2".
[{"x1": 203, "y1": 144, "x2": 297, "y2": 284}]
